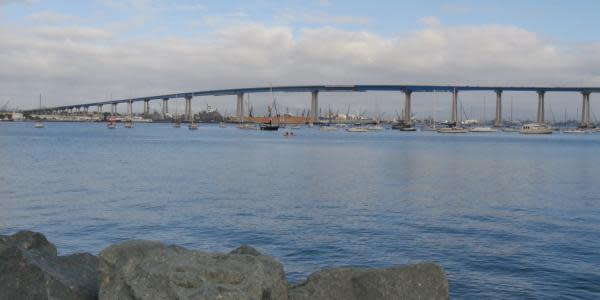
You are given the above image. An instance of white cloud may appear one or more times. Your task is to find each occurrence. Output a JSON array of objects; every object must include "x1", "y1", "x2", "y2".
[{"x1": 1, "y1": 20, "x2": 599, "y2": 114}]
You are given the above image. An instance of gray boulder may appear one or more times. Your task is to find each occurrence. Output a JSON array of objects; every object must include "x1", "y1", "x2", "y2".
[
  {"x1": 0, "y1": 231, "x2": 98, "y2": 300},
  {"x1": 289, "y1": 263, "x2": 449, "y2": 300},
  {"x1": 98, "y1": 241, "x2": 288, "y2": 300}
]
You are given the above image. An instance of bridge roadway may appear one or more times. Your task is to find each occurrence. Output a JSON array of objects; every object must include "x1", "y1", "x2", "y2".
[{"x1": 25, "y1": 84, "x2": 600, "y2": 128}]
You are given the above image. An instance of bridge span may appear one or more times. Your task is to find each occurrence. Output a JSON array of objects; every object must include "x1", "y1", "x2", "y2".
[{"x1": 25, "y1": 84, "x2": 600, "y2": 128}]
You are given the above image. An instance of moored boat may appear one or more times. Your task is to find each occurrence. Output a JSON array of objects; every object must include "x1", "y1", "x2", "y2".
[
  {"x1": 563, "y1": 128, "x2": 587, "y2": 134},
  {"x1": 34, "y1": 121, "x2": 44, "y2": 128},
  {"x1": 346, "y1": 127, "x2": 369, "y2": 132},
  {"x1": 520, "y1": 123, "x2": 552, "y2": 134},
  {"x1": 437, "y1": 127, "x2": 468, "y2": 133},
  {"x1": 259, "y1": 120, "x2": 279, "y2": 131},
  {"x1": 237, "y1": 123, "x2": 257, "y2": 130},
  {"x1": 320, "y1": 126, "x2": 337, "y2": 131},
  {"x1": 469, "y1": 127, "x2": 497, "y2": 133},
  {"x1": 366, "y1": 124, "x2": 385, "y2": 131}
]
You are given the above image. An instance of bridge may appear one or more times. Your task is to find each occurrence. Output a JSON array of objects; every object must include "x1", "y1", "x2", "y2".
[{"x1": 24, "y1": 84, "x2": 600, "y2": 128}]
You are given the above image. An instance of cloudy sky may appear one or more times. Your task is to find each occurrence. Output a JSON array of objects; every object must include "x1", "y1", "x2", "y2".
[{"x1": 2, "y1": 0, "x2": 600, "y2": 120}]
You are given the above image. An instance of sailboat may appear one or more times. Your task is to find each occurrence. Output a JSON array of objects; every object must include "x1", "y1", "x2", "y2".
[
  {"x1": 260, "y1": 87, "x2": 280, "y2": 131},
  {"x1": 172, "y1": 100, "x2": 181, "y2": 128},
  {"x1": 320, "y1": 105, "x2": 338, "y2": 131},
  {"x1": 501, "y1": 97, "x2": 519, "y2": 132},
  {"x1": 34, "y1": 94, "x2": 44, "y2": 128},
  {"x1": 423, "y1": 93, "x2": 437, "y2": 131},
  {"x1": 470, "y1": 96, "x2": 496, "y2": 132},
  {"x1": 188, "y1": 119, "x2": 198, "y2": 130}
]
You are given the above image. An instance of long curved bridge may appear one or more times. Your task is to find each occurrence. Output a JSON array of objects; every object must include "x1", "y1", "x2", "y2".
[{"x1": 25, "y1": 84, "x2": 600, "y2": 128}]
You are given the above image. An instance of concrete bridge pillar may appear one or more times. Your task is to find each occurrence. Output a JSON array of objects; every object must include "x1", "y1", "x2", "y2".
[
  {"x1": 185, "y1": 96, "x2": 192, "y2": 121},
  {"x1": 97, "y1": 105, "x2": 102, "y2": 114},
  {"x1": 127, "y1": 100, "x2": 133, "y2": 118},
  {"x1": 404, "y1": 90, "x2": 412, "y2": 125},
  {"x1": 83, "y1": 106, "x2": 89, "y2": 113},
  {"x1": 581, "y1": 92, "x2": 590, "y2": 128},
  {"x1": 494, "y1": 90, "x2": 502, "y2": 127},
  {"x1": 451, "y1": 88, "x2": 459, "y2": 126},
  {"x1": 111, "y1": 103, "x2": 117, "y2": 115},
  {"x1": 143, "y1": 100, "x2": 150, "y2": 116},
  {"x1": 537, "y1": 91, "x2": 545, "y2": 124},
  {"x1": 236, "y1": 93, "x2": 244, "y2": 121},
  {"x1": 310, "y1": 91, "x2": 319, "y2": 123},
  {"x1": 162, "y1": 98, "x2": 168, "y2": 118}
]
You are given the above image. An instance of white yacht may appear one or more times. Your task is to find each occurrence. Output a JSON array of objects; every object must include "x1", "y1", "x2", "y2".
[
  {"x1": 520, "y1": 123, "x2": 552, "y2": 134},
  {"x1": 34, "y1": 121, "x2": 44, "y2": 128}
]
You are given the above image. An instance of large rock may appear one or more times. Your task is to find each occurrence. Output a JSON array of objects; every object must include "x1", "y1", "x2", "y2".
[
  {"x1": 98, "y1": 241, "x2": 288, "y2": 300},
  {"x1": 289, "y1": 263, "x2": 449, "y2": 300},
  {"x1": 0, "y1": 231, "x2": 98, "y2": 300}
]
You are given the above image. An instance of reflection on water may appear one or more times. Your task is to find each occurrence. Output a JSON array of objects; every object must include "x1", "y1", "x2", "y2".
[{"x1": 1, "y1": 122, "x2": 599, "y2": 299}]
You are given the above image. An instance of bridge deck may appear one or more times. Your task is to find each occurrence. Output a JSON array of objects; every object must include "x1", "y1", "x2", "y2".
[{"x1": 28, "y1": 84, "x2": 600, "y2": 112}]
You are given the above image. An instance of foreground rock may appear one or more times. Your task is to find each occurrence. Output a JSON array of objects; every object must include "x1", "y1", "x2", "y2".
[
  {"x1": 98, "y1": 240, "x2": 288, "y2": 300},
  {"x1": 289, "y1": 263, "x2": 449, "y2": 300},
  {"x1": 0, "y1": 231, "x2": 98, "y2": 300}
]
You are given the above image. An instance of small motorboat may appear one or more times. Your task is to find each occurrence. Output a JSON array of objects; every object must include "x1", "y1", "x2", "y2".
[
  {"x1": 260, "y1": 119, "x2": 279, "y2": 131},
  {"x1": 34, "y1": 121, "x2": 44, "y2": 128},
  {"x1": 237, "y1": 123, "x2": 258, "y2": 130},
  {"x1": 260, "y1": 123, "x2": 280, "y2": 131},
  {"x1": 188, "y1": 122, "x2": 199, "y2": 130},
  {"x1": 346, "y1": 127, "x2": 369, "y2": 132},
  {"x1": 320, "y1": 126, "x2": 337, "y2": 131},
  {"x1": 366, "y1": 124, "x2": 385, "y2": 131},
  {"x1": 291, "y1": 125, "x2": 301, "y2": 130},
  {"x1": 437, "y1": 127, "x2": 468, "y2": 133},
  {"x1": 563, "y1": 128, "x2": 588, "y2": 134},
  {"x1": 399, "y1": 126, "x2": 416, "y2": 131}
]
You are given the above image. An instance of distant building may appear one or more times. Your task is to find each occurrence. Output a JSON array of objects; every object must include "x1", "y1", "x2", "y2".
[{"x1": 11, "y1": 112, "x2": 24, "y2": 121}]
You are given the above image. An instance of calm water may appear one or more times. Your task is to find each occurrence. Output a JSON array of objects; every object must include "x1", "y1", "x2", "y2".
[{"x1": 1, "y1": 122, "x2": 599, "y2": 299}]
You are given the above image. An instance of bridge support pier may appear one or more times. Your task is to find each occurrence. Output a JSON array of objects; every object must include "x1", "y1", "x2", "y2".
[
  {"x1": 451, "y1": 89, "x2": 459, "y2": 126},
  {"x1": 404, "y1": 90, "x2": 412, "y2": 126},
  {"x1": 185, "y1": 96, "x2": 192, "y2": 121},
  {"x1": 537, "y1": 91, "x2": 545, "y2": 124},
  {"x1": 310, "y1": 91, "x2": 319, "y2": 123},
  {"x1": 580, "y1": 92, "x2": 590, "y2": 128},
  {"x1": 111, "y1": 103, "x2": 117, "y2": 115},
  {"x1": 143, "y1": 100, "x2": 150, "y2": 116},
  {"x1": 494, "y1": 90, "x2": 502, "y2": 127},
  {"x1": 97, "y1": 105, "x2": 102, "y2": 114},
  {"x1": 162, "y1": 98, "x2": 168, "y2": 118},
  {"x1": 236, "y1": 93, "x2": 244, "y2": 121}
]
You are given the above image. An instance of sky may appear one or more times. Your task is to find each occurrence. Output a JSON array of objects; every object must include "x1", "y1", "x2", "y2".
[{"x1": 1, "y1": 0, "x2": 600, "y2": 121}]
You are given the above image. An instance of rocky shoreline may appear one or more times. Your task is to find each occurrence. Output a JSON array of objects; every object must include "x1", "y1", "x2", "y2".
[{"x1": 0, "y1": 231, "x2": 449, "y2": 300}]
